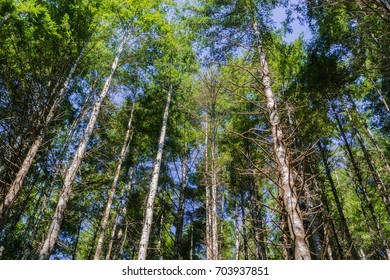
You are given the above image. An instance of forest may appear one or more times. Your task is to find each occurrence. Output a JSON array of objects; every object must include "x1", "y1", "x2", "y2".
[{"x1": 0, "y1": 0, "x2": 389, "y2": 260}]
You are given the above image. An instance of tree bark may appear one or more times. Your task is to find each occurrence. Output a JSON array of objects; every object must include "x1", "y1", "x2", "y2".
[
  {"x1": 173, "y1": 154, "x2": 188, "y2": 259},
  {"x1": 105, "y1": 215, "x2": 118, "y2": 260},
  {"x1": 137, "y1": 85, "x2": 171, "y2": 260},
  {"x1": 210, "y1": 113, "x2": 218, "y2": 260},
  {"x1": 39, "y1": 33, "x2": 128, "y2": 260},
  {"x1": 234, "y1": 202, "x2": 240, "y2": 260},
  {"x1": 204, "y1": 113, "x2": 212, "y2": 260},
  {"x1": 94, "y1": 94, "x2": 136, "y2": 260},
  {"x1": 252, "y1": 20, "x2": 311, "y2": 259}
]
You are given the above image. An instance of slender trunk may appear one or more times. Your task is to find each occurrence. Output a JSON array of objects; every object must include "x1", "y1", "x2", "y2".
[
  {"x1": 240, "y1": 195, "x2": 249, "y2": 260},
  {"x1": 210, "y1": 103, "x2": 218, "y2": 260},
  {"x1": 118, "y1": 221, "x2": 129, "y2": 259},
  {"x1": 303, "y1": 184, "x2": 323, "y2": 259},
  {"x1": 0, "y1": 42, "x2": 88, "y2": 228},
  {"x1": 39, "y1": 33, "x2": 128, "y2": 260},
  {"x1": 323, "y1": 221, "x2": 333, "y2": 260},
  {"x1": 344, "y1": 104, "x2": 390, "y2": 217},
  {"x1": 253, "y1": 20, "x2": 310, "y2": 259},
  {"x1": 331, "y1": 105, "x2": 390, "y2": 259},
  {"x1": 190, "y1": 221, "x2": 194, "y2": 260},
  {"x1": 137, "y1": 85, "x2": 172, "y2": 260},
  {"x1": 105, "y1": 214, "x2": 118, "y2": 260},
  {"x1": 174, "y1": 154, "x2": 188, "y2": 259},
  {"x1": 72, "y1": 218, "x2": 83, "y2": 260},
  {"x1": 318, "y1": 141, "x2": 358, "y2": 259},
  {"x1": 246, "y1": 142, "x2": 266, "y2": 259},
  {"x1": 94, "y1": 95, "x2": 136, "y2": 259},
  {"x1": 234, "y1": 202, "x2": 240, "y2": 260},
  {"x1": 280, "y1": 211, "x2": 293, "y2": 260},
  {"x1": 157, "y1": 213, "x2": 164, "y2": 260},
  {"x1": 113, "y1": 165, "x2": 134, "y2": 259},
  {"x1": 204, "y1": 114, "x2": 212, "y2": 260},
  {"x1": 353, "y1": 104, "x2": 390, "y2": 174}
]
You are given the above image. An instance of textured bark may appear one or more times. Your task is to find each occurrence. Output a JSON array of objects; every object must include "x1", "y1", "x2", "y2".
[
  {"x1": 39, "y1": 33, "x2": 128, "y2": 260},
  {"x1": 0, "y1": 42, "x2": 87, "y2": 228},
  {"x1": 252, "y1": 20, "x2": 310, "y2": 259},
  {"x1": 137, "y1": 85, "x2": 171, "y2": 260},
  {"x1": 94, "y1": 95, "x2": 136, "y2": 260},
  {"x1": 173, "y1": 155, "x2": 188, "y2": 259}
]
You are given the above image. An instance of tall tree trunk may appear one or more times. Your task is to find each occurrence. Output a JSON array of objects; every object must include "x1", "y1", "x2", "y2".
[
  {"x1": 331, "y1": 104, "x2": 390, "y2": 259},
  {"x1": 343, "y1": 102, "x2": 390, "y2": 217},
  {"x1": 318, "y1": 141, "x2": 358, "y2": 259},
  {"x1": 157, "y1": 213, "x2": 164, "y2": 260},
  {"x1": 174, "y1": 154, "x2": 188, "y2": 259},
  {"x1": 112, "y1": 165, "x2": 134, "y2": 260},
  {"x1": 210, "y1": 118, "x2": 218, "y2": 260},
  {"x1": 105, "y1": 214, "x2": 118, "y2": 260},
  {"x1": 252, "y1": 20, "x2": 310, "y2": 259},
  {"x1": 94, "y1": 95, "x2": 136, "y2": 259},
  {"x1": 204, "y1": 113, "x2": 212, "y2": 260},
  {"x1": 234, "y1": 202, "x2": 240, "y2": 260},
  {"x1": 0, "y1": 42, "x2": 88, "y2": 228},
  {"x1": 349, "y1": 97, "x2": 390, "y2": 174},
  {"x1": 72, "y1": 218, "x2": 83, "y2": 260},
  {"x1": 137, "y1": 85, "x2": 172, "y2": 260},
  {"x1": 240, "y1": 193, "x2": 249, "y2": 260},
  {"x1": 39, "y1": 33, "x2": 128, "y2": 260}
]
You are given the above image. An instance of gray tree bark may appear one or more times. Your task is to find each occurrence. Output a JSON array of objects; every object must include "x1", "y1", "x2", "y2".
[
  {"x1": 137, "y1": 85, "x2": 171, "y2": 260},
  {"x1": 252, "y1": 20, "x2": 311, "y2": 259},
  {"x1": 173, "y1": 155, "x2": 188, "y2": 259}
]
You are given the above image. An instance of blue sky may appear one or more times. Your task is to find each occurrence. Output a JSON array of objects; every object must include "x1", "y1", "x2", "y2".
[{"x1": 272, "y1": 0, "x2": 312, "y2": 43}]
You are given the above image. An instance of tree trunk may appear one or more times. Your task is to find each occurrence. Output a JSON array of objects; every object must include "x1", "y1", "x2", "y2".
[
  {"x1": 173, "y1": 154, "x2": 188, "y2": 259},
  {"x1": 240, "y1": 194, "x2": 249, "y2": 260},
  {"x1": 105, "y1": 214, "x2": 118, "y2": 260},
  {"x1": 234, "y1": 202, "x2": 240, "y2": 260},
  {"x1": 94, "y1": 94, "x2": 136, "y2": 260},
  {"x1": 137, "y1": 85, "x2": 171, "y2": 260},
  {"x1": 210, "y1": 120, "x2": 218, "y2": 260},
  {"x1": 157, "y1": 213, "x2": 164, "y2": 260},
  {"x1": 204, "y1": 113, "x2": 212, "y2": 260},
  {"x1": 252, "y1": 19, "x2": 310, "y2": 259},
  {"x1": 0, "y1": 42, "x2": 88, "y2": 228},
  {"x1": 331, "y1": 104, "x2": 390, "y2": 259},
  {"x1": 318, "y1": 141, "x2": 358, "y2": 259},
  {"x1": 343, "y1": 102, "x2": 390, "y2": 217},
  {"x1": 39, "y1": 33, "x2": 128, "y2": 260}
]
